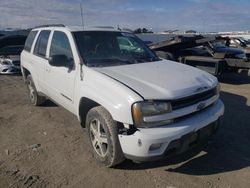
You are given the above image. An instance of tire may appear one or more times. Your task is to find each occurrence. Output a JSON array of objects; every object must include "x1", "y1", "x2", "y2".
[
  {"x1": 26, "y1": 75, "x2": 46, "y2": 106},
  {"x1": 86, "y1": 106, "x2": 125, "y2": 167}
]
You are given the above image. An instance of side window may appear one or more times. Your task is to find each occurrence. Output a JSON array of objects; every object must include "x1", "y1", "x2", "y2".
[
  {"x1": 49, "y1": 31, "x2": 73, "y2": 61},
  {"x1": 24, "y1": 31, "x2": 38, "y2": 52},
  {"x1": 34, "y1": 30, "x2": 51, "y2": 57}
]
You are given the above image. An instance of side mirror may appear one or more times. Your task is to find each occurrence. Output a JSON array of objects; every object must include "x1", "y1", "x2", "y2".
[{"x1": 49, "y1": 55, "x2": 73, "y2": 69}]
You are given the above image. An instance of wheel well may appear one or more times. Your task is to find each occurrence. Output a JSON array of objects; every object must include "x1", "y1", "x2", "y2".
[
  {"x1": 79, "y1": 97, "x2": 100, "y2": 127},
  {"x1": 22, "y1": 67, "x2": 31, "y2": 81}
]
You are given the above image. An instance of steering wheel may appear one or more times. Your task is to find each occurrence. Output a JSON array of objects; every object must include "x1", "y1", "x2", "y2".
[{"x1": 94, "y1": 43, "x2": 108, "y2": 55}]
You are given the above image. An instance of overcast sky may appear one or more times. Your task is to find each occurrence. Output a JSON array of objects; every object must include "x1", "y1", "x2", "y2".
[{"x1": 0, "y1": 0, "x2": 250, "y2": 32}]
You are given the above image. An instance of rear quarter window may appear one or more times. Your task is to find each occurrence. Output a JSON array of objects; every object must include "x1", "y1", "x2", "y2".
[
  {"x1": 24, "y1": 31, "x2": 38, "y2": 52},
  {"x1": 34, "y1": 30, "x2": 51, "y2": 57}
]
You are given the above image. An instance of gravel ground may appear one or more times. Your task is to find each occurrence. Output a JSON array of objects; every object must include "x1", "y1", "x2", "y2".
[{"x1": 0, "y1": 72, "x2": 250, "y2": 188}]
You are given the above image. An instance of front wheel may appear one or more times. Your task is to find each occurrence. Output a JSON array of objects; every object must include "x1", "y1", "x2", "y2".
[{"x1": 86, "y1": 106, "x2": 125, "y2": 167}]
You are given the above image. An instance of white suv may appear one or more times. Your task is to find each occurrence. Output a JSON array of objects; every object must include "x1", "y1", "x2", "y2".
[{"x1": 21, "y1": 25, "x2": 224, "y2": 167}]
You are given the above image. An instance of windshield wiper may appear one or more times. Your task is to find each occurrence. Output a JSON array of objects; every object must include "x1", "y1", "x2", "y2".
[
  {"x1": 134, "y1": 55, "x2": 160, "y2": 63},
  {"x1": 86, "y1": 57, "x2": 136, "y2": 67},
  {"x1": 86, "y1": 55, "x2": 162, "y2": 67},
  {"x1": 109, "y1": 57, "x2": 135, "y2": 64}
]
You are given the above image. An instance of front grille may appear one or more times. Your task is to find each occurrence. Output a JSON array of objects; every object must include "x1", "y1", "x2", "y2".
[
  {"x1": 12, "y1": 60, "x2": 20, "y2": 66},
  {"x1": 171, "y1": 87, "x2": 217, "y2": 110},
  {"x1": 174, "y1": 103, "x2": 214, "y2": 123}
]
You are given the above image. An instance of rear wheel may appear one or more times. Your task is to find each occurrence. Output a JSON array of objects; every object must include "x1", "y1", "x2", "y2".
[
  {"x1": 26, "y1": 75, "x2": 46, "y2": 106},
  {"x1": 86, "y1": 106, "x2": 125, "y2": 167}
]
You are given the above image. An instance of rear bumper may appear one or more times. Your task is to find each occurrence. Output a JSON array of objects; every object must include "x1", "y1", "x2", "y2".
[{"x1": 118, "y1": 99, "x2": 224, "y2": 162}]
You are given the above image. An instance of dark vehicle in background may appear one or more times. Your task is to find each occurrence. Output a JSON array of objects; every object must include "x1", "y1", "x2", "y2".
[
  {"x1": 0, "y1": 35, "x2": 27, "y2": 74},
  {"x1": 141, "y1": 34, "x2": 250, "y2": 76},
  {"x1": 178, "y1": 40, "x2": 249, "y2": 74},
  {"x1": 223, "y1": 37, "x2": 250, "y2": 59}
]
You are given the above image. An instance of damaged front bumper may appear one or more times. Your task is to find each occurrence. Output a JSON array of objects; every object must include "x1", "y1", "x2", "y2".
[{"x1": 118, "y1": 99, "x2": 224, "y2": 162}]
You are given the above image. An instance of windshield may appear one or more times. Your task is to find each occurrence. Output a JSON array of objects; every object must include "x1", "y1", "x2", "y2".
[
  {"x1": 210, "y1": 41, "x2": 226, "y2": 48},
  {"x1": 73, "y1": 31, "x2": 160, "y2": 67}
]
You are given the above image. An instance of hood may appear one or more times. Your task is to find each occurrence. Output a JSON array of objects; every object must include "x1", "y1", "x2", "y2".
[{"x1": 94, "y1": 60, "x2": 217, "y2": 100}]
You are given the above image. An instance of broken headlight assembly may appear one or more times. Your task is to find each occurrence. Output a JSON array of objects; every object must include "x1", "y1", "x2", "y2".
[{"x1": 132, "y1": 101, "x2": 173, "y2": 128}]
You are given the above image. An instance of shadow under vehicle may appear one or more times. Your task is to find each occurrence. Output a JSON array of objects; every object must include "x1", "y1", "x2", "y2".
[
  {"x1": 143, "y1": 35, "x2": 250, "y2": 76},
  {"x1": 0, "y1": 35, "x2": 27, "y2": 74}
]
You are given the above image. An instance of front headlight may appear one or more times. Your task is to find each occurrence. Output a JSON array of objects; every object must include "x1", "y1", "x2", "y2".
[
  {"x1": 0, "y1": 60, "x2": 11, "y2": 65},
  {"x1": 132, "y1": 101, "x2": 172, "y2": 128}
]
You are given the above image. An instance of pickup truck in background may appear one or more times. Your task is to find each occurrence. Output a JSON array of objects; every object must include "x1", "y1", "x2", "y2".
[
  {"x1": 221, "y1": 36, "x2": 250, "y2": 59},
  {"x1": 21, "y1": 25, "x2": 224, "y2": 167}
]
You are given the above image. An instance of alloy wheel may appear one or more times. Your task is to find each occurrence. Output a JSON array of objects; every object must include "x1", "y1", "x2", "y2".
[{"x1": 89, "y1": 119, "x2": 108, "y2": 157}]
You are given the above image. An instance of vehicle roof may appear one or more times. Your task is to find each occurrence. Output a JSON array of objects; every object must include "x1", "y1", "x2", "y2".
[{"x1": 32, "y1": 26, "x2": 126, "y2": 33}]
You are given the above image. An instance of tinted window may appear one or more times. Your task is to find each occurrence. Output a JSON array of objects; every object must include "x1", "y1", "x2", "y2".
[
  {"x1": 49, "y1": 31, "x2": 73, "y2": 60},
  {"x1": 24, "y1": 31, "x2": 38, "y2": 52},
  {"x1": 34, "y1": 30, "x2": 50, "y2": 57},
  {"x1": 73, "y1": 31, "x2": 159, "y2": 67}
]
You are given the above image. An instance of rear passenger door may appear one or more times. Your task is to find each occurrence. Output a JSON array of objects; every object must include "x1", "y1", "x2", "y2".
[
  {"x1": 44, "y1": 30, "x2": 76, "y2": 112},
  {"x1": 32, "y1": 30, "x2": 51, "y2": 92}
]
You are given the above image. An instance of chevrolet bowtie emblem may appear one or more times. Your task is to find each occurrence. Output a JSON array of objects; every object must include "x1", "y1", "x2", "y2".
[{"x1": 197, "y1": 102, "x2": 206, "y2": 111}]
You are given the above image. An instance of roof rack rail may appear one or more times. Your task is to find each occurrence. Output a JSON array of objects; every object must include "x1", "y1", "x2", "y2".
[
  {"x1": 33, "y1": 24, "x2": 65, "y2": 29},
  {"x1": 93, "y1": 26, "x2": 115, "y2": 29}
]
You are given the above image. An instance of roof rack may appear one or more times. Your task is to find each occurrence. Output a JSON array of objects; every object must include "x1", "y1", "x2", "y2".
[
  {"x1": 33, "y1": 24, "x2": 65, "y2": 29},
  {"x1": 93, "y1": 26, "x2": 115, "y2": 29}
]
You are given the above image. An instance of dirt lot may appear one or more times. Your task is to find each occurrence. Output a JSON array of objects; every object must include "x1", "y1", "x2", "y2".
[{"x1": 0, "y1": 72, "x2": 250, "y2": 188}]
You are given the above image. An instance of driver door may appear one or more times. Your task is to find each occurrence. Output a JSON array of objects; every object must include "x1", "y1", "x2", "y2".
[{"x1": 44, "y1": 30, "x2": 76, "y2": 112}]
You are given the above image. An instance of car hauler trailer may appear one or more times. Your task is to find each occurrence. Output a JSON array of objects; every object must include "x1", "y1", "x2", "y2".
[{"x1": 144, "y1": 35, "x2": 250, "y2": 76}]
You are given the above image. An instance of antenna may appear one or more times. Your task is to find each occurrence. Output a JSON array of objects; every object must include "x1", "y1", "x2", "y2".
[{"x1": 80, "y1": 3, "x2": 84, "y2": 30}]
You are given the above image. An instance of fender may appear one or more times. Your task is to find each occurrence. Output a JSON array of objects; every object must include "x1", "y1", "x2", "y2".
[{"x1": 75, "y1": 66, "x2": 143, "y2": 125}]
